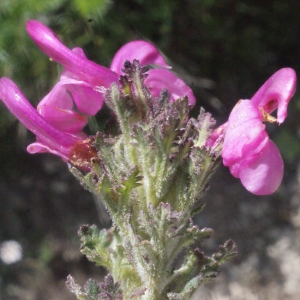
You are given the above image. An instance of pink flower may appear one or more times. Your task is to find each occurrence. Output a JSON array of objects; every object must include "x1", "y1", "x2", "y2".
[
  {"x1": 110, "y1": 40, "x2": 196, "y2": 105},
  {"x1": 222, "y1": 68, "x2": 296, "y2": 195},
  {"x1": 27, "y1": 20, "x2": 195, "y2": 107},
  {"x1": 110, "y1": 40, "x2": 171, "y2": 73},
  {"x1": 144, "y1": 68, "x2": 195, "y2": 104},
  {"x1": 0, "y1": 77, "x2": 95, "y2": 162},
  {"x1": 0, "y1": 20, "x2": 196, "y2": 161},
  {"x1": 26, "y1": 20, "x2": 118, "y2": 136},
  {"x1": 37, "y1": 48, "x2": 106, "y2": 135},
  {"x1": 26, "y1": 21, "x2": 195, "y2": 136}
]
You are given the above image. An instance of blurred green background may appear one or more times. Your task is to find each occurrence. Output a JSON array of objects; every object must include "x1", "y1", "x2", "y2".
[{"x1": 1, "y1": 0, "x2": 300, "y2": 299}]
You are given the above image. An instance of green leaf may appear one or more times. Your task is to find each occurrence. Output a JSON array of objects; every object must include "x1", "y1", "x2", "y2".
[
  {"x1": 212, "y1": 239, "x2": 237, "y2": 264},
  {"x1": 167, "y1": 275, "x2": 203, "y2": 299},
  {"x1": 84, "y1": 279, "x2": 100, "y2": 300},
  {"x1": 78, "y1": 225, "x2": 114, "y2": 269},
  {"x1": 66, "y1": 275, "x2": 91, "y2": 300}
]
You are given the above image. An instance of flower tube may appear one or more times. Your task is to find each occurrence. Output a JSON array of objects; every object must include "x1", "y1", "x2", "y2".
[
  {"x1": 0, "y1": 77, "x2": 82, "y2": 160},
  {"x1": 26, "y1": 20, "x2": 118, "y2": 87}
]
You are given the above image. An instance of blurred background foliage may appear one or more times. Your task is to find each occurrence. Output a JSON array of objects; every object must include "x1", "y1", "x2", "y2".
[{"x1": 1, "y1": 0, "x2": 300, "y2": 299}]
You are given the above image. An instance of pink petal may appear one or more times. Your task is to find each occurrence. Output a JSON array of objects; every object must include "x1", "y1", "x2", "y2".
[
  {"x1": 144, "y1": 69, "x2": 196, "y2": 106},
  {"x1": 222, "y1": 99, "x2": 284, "y2": 195},
  {"x1": 26, "y1": 20, "x2": 118, "y2": 87},
  {"x1": 251, "y1": 68, "x2": 296, "y2": 124},
  {"x1": 27, "y1": 142, "x2": 69, "y2": 160},
  {"x1": 222, "y1": 100, "x2": 267, "y2": 177},
  {"x1": 239, "y1": 139, "x2": 283, "y2": 195},
  {"x1": 64, "y1": 82, "x2": 104, "y2": 115},
  {"x1": 38, "y1": 77, "x2": 104, "y2": 132},
  {"x1": 110, "y1": 40, "x2": 170, "y2": 74},
  {"x1": 50, "y1": 47, "x2": 106, "y2": 116},
  {"x1": 60, "y1": 47, "x2": 90, "y2": 80},
  {"x1": 38, "y1": 79, "x2": 75, "y2": 111},
  {"x1": 206, "y1": 122, "x2": 227, "y2": 148},
  {"x1": 38, "y1": 105, "x2": 88, "y2": 134},
  {"x1": 0, "y1": 77, "x2": 80, "y2": 158}
]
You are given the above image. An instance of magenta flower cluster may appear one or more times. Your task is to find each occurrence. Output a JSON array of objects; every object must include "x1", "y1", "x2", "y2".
[
  {"x1": 0, "y1": 20, "x2": 195, "y2": 161},
  {"x1": 0, "y1": 20, "x2": 297, "y2": 195}
]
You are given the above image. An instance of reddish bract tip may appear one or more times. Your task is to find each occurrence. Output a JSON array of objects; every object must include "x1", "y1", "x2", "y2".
[{"x1": 69, "y1": 138, "x2": 98, "y2": 169}]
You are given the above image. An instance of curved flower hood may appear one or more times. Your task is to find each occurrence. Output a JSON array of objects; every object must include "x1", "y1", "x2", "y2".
[
  {"x1": 0, "y1": 77, "x2": 81, "y2": 160},
  {"x1": 222, "y1": 68, "x2": 296, "y2": 195}
]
